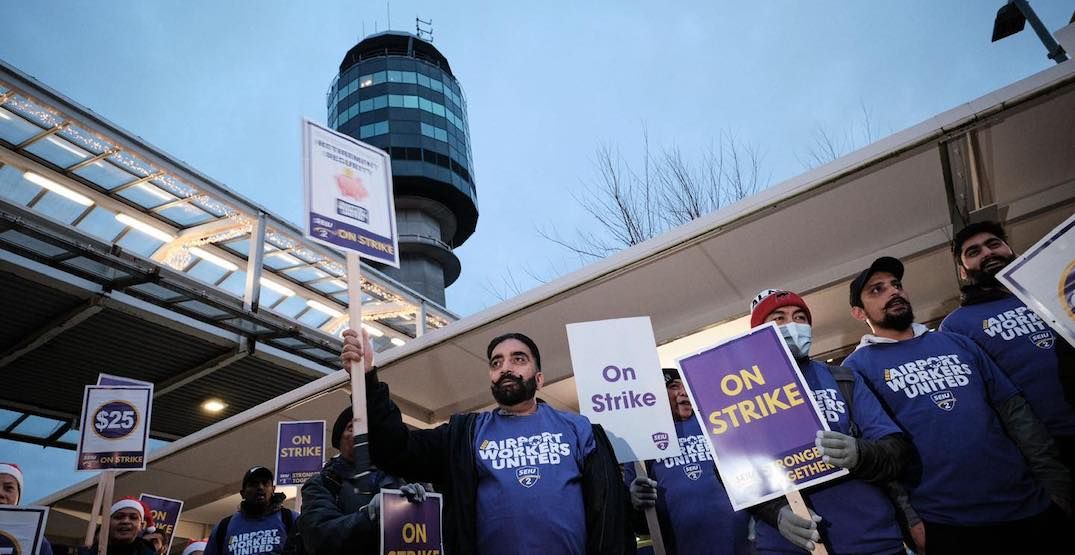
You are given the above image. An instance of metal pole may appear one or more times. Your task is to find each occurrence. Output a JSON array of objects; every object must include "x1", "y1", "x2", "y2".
[
  {"x1": 1014, "y1": 0, "x2": 1069, "y2": 63},
  {"x1": 243, "y1": 212, "x2": 268, "y2": 313}
]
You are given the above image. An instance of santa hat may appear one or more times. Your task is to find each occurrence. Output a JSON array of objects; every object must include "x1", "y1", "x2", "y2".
[
  {"x1": 750, "y1": 289, "x2": 812, "y2": 328},
  {"x1": 111, "y1": 497, "x2": 155, "y2": 531},
  {"x1": 182, "y1": 539, "x2": 208, "y2": 555},
  {"x1": 0, "y1": 463, "x2": 23, "y2": 503}
]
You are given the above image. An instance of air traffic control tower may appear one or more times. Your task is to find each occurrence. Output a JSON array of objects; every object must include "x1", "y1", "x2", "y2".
[{"x1": 328, "y1": 32, "x2": 478, "y2": 306}]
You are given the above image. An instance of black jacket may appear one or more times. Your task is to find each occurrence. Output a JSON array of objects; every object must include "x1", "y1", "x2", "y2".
[
  {"x1": 298, "y1": 455, "x2": 411, "y2": 554},
  {"x1": 364, "y1": 370, "x2": 634, "y2": 555},
  {"x1": 77, "y1": 538, "x2": 157, "y2": 555}
]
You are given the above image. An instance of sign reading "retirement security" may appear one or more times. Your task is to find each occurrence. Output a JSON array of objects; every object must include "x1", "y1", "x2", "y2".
[
  {"x1": 677, "y1": 322, "x2": 847, "y2": 510},
  {"x1": 302, "y1": 119, "x2": 399, "y2": 267}
]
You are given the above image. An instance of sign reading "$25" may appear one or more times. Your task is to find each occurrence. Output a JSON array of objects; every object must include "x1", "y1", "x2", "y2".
[{"x1": 77, "y1": 385, "x2": 153, "y2": 471}]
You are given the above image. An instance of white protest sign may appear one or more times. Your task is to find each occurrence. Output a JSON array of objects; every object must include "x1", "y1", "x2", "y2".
[
  {"x1": 76, "y1": 385, "x2": 153, "y2": 471},
  {"x1": 302, "y1": 119, "x2": 399, "y2": 267},
  {"x1": 997, "y1": 213, "x2": 1075, "y2": 348},
  {"x1": 568, "y1": 316, "x2": 681, "y2": 463},
  {"x1": 0, "y1": 505, "x2": 48, "y2": 555}
]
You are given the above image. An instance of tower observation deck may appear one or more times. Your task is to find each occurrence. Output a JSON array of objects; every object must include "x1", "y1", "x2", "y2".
[{"x1": 328, "y1": 32, "x2": 478, "y2": 305}]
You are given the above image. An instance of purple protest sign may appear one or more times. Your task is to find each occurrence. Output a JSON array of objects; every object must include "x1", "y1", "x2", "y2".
[
  {"x1": 97, "y1": 373, "x2": 153, "y2": 387},
  {"x1": 380, "y1": 490, "x2": 443, "y2": 555},
  {"x1": 677, "y1": 322, "x2": 847, "y2": 510},
  {"x1": 275, "y1": 420, "x2": 326, "y2": 486},
  {"x1": 139, "y1": 494, "x2": 183, "y2": 553}
]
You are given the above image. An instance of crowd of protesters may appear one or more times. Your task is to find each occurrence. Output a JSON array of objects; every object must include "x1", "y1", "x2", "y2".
[{"x1": 6, "y1": 219, "x2": 1073, "y2": 554}]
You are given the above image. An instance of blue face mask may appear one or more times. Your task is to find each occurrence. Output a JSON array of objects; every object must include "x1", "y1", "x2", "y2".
[{"x1": 779, "y1": 323, "x2": 812, "y2": 360}]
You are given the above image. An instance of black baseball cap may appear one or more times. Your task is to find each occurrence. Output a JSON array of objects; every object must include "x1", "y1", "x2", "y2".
[
  {"x1": 242, "y1": 466, "x2": 273, "y2": 487},
  {"x1": 849, "y1": 257, "x2": 905, "y2": 308},
  {"x1": 662, "y1": 368, "x2": 681, "y2": 386}
]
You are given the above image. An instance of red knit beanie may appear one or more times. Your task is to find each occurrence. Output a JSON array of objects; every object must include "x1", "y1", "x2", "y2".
[{"x1": 750, "y1": 289, "x2": 812, "y2": 328}]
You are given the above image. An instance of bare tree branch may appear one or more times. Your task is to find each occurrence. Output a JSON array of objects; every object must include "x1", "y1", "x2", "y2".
[{"x1": 545, "y1": 128, "x2": 768, "y2": 260}]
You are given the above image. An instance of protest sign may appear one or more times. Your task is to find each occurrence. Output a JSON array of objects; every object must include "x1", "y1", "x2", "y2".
[
  {"x1": 380, "y1": 490, "x2": 443, "y2": 555},
  {"x1": 0, "y1": 506, "x2": 48, "y2": 555},
  {"x1": 303, "y1": 119, "x2": 398, "y2": 267},
  {"x1": 275, "y1": 420, "x2": 326, "y2": 487},
  {"x1": 568, "y1": 316, "x2": 681, "y2": 462},
  {"x1": 568, "y1": 316, "x2": 677, "y2": 554},
  {"x1": 96, "y1": 374, "x2": 152, "y2": 387},
  {"x1": 997, "y1": 212, "x2": 1075, "y2": 348},
  {"x1": 76, "y1": 385, "x2": 152, "y2": 471},
  {"x1": 302, "y1": 118, "x2": 400, "y2": 479},
  {"x1": 677, "y1": 322, "x2": 847, "y2": 511},
  {"x1": 139, "y1": 494, "x2": 183, "y2": 554}
]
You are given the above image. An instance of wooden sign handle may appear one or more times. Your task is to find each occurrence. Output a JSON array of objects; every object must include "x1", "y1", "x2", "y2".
[
  {"x1": 346, "y1": 253, "x2": 372, "y2": 478},
  {"x1": 785, "y1": 489, "x2": 828, "y2": 555},
  {"x1": 83, "y1": 474, "x2": 106, "y2": 547},
  {"x1": 97, "y1": 472, "x2": 116, "y2": 555},
  {"x1": 633, "y1": 461, "x2": 667, "y2": 555}
]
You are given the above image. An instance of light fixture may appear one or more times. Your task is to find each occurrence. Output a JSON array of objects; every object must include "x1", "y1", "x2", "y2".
[
  {"x1": 23, "y1": 171, "x2": 94, "y2": 206},
  {"x1": 991, "y1": 0, "x2": 1069, "y2": 63},
  {"x1": 826, "y1": 358, "x2": 834, "y2": 363},
  {"x1": 260, "y1": 277, "x2": 295, "y2": 297},
  {"x1": 46, "y1": 136, "x2": 89, "y2": 159},
  {"x1": 268, "y1": 251, "x2": 302, "y2": 264},
  {"x1": 201, "y1": 399, "x2": 227, "y2": 413},
  {"x1": 189, "y1": 247, "x2": 238, "y2": 271},
  {"x1": 362, "y1": 323, "x2": 385, "y2": 338},
  {"x1": 115, "y1": 213, "x2": 175, "y2": 241},
  {"x1": 138, "y1": 183, "x2": 174, "y2": 202},
  {"x1": 306, "y1": 299, "x2": 344, "y2": 318},
  {"x1": 390, "y1": 337, "x2": 405, "y2": 347}
]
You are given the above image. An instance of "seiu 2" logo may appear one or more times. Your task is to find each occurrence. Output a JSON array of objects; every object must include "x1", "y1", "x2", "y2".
[{"x1": 516, "y1": 466, "x2": 541, "y2": 488}]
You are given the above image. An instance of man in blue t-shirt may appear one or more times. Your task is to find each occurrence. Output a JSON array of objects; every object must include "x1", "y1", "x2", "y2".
[
  {"x1": 843, "y1": 256, "x2": 1071, "y2": 554},
  {"x1": 341, "y1": 329, "x2": 632, "y2": 555},
  {"x1": 626, "y1": 367, "x2": 751, "y2": 555},
  {"x1": 204, "y1": 466, "x2": 298, "y2": 555},
  {"x1": 941, "y1": 220, "x2": 1075, "y2": 480},
  {"x1": 746, "y1": 289, "x2": 912, "y2": 555}
]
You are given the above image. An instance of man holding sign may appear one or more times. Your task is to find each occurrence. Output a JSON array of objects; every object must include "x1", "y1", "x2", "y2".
[
  {"x1": 942, "y1": 221, "x2": 1075, "y2": 478},
  {"x1": 844, "y1": 256, "x2": 1070, "y2": 554},
  {"x1": 747, "y1": 290, "x2": 911, "y2": 554},
  {"x1": 625, "y1": 369, "x2": 751, "y2": 555},
  {"x1": 341, "y1": 329, "x2": 632, "y2": 554},
  {"x1": 298, "y1": 407, "x2": 427, "y2": 554}
]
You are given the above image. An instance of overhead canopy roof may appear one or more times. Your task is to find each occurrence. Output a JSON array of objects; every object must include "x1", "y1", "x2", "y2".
[
  {"x1": 38, "y1": 60, "x2": 1075, "y2": 547},
  {"x1": 0, "y1": 59, "x2": 458, "y2": 447}
]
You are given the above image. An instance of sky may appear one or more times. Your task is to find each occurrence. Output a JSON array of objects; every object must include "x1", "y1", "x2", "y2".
[{"x1": 1, "y1": 0, "x2": 1073, "y2": 500}]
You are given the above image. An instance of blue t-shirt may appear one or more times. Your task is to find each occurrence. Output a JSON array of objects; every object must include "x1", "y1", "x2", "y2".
[
  {"x1": 754, "y1": 360, "x2": 904, "y2": 554},
  {"x1": 473, "y1": 403, "x2": 595, "y2": 555},
  {"x1": 844, "y1": 330, "x2": 1051, "y2": 525},
  {"x1": 624, "y1": 416, "x2": 750, "y2": 555},
  {"x1": 941, "y1": 294, "x2": 1075, "y2": 438},
  {"x1": 204, "y1": 509, "x2": 296, "y2": 555}
]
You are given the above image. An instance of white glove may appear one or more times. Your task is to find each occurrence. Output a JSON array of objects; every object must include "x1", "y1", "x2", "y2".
[
  {"x1": 399, "y1": 483, "x2": 427, "y2": 503},
  {"x1": 777, "y1": 505, "x2": 822, "y2": 552},
  {"x1": 815, "y1": 430, "x2": 860, "y2": 470},
  {"x1": 365, "y1": 493, "x2": 382, "y2": 521}
]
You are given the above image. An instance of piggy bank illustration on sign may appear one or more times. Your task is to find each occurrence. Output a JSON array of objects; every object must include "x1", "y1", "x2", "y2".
[{"x1": 336, "y1": 169, "x2": 369, "y2": 202}]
